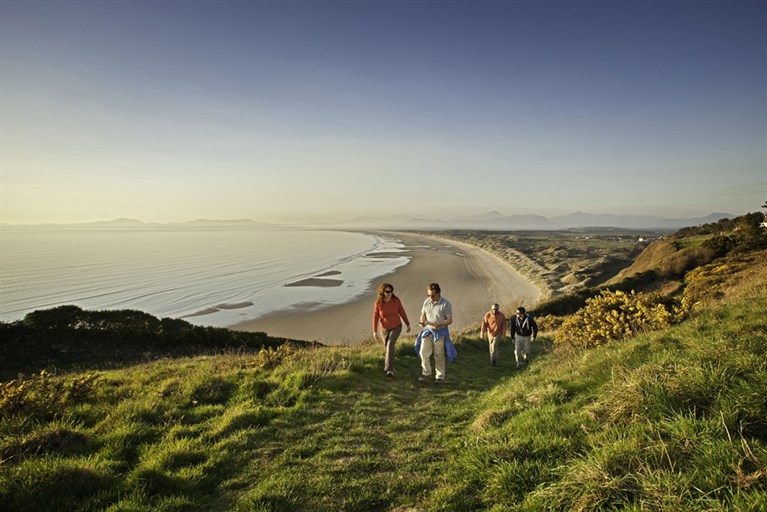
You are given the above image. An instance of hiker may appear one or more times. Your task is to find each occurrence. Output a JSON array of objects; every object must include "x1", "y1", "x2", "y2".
[
  {"x1": 510, "y1": 306, "x2": 538, "y2": 369},
  {"x1": 480, "y1": 303, "x2": 507, "y2": 366},
  {"x1": 372, "y1": 283, "x2": 411, "y2": 377},
  {"x1": 415, "y1": 282, "x2": 456, "y2": 384}
]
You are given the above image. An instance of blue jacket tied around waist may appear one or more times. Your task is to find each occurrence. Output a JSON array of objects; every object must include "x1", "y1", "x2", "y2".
[{"x1": 414, "y1": 326, "x2": 457, "y2": 363}]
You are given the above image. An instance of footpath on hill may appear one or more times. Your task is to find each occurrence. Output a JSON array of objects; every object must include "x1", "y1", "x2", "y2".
[{"x1": 244, "y1": 333, "x2": 551, "y2": 510}]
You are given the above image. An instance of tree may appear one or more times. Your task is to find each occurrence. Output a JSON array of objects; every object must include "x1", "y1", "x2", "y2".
[
  {"x1": 733, "y1": 212, "x2": 767, "y2": 251},
  {"x1": 22, "y1": 305, "x2": 85, "y2": 331}
]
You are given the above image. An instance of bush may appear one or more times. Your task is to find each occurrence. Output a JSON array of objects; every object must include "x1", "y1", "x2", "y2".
[
  {"x1": 0, "y1": 370, "x2": 101, "y2": 418},
  {"x1": 733, "y1": 212, "x2": 767, "y2": 252},
  {"x1": 702, "y1": 234, "x2": 735, "y2": 258},
  {"x1": 555, "y1": 290, "x2": 691, "y2": 349},
  {"x1": 249, "y1": 344, "x2": 298, "y2": 370},
  {"x1": 535, "y1": 314, "x2": 564, "y2": 333},
  {"x1": 22, "y1": 305, "x2": 86, "y2": 331}
]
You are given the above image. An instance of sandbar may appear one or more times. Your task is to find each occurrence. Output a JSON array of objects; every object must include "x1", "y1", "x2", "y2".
[
  {"x1": 231, "y1": 231, "x2": 542, "y2": 346},
  {"x1": 285, "y1": 278, "x2": 343, "y2": 287},
  {"x1": 184, "y1": 301, "x2": 254, "y2": 318}
]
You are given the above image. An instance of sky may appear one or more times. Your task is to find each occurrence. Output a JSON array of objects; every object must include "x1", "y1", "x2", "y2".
[{"x1": 1, "y1": 0, "x2": 765, "y2": 225}]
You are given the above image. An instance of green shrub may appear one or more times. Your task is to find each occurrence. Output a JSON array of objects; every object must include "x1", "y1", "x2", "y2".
[
  {"x1": 250, "y1": 344, "x2": 297, "y2": 369},
  {"x1": 21, "y1": 305, "x2": 86, "y2": 331},
  {"x1": 0, "y1": 370, "x2": 101, "y2": 419}
]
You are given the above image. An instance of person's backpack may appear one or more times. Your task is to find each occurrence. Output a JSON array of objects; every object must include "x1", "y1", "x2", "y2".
[{"x1": 514, "y1": 314, "x2": 534, "y2": 336}]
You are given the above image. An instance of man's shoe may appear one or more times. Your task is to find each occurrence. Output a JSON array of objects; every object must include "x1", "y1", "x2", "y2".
[
  {"x1": 435, "y1": 378, "x2": 444, "y2": 384},
  {"x1": 491, "y1": 360, "x2": 496, "y2": 367},
  {"x1": 418, "y1": 375, "x2": 430, "y2": 382},
  {"x1": 386, "y1": 371, "x2": 394, "y2": 377}
]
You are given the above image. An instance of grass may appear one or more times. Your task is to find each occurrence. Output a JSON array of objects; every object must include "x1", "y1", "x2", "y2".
[
  {"x1": 673, "y1": 234, "x2": 711, "y2": 249},
  {"x1": 1, "y1": 248, "x2": 766, "y2": 510},
  {"x1": 2, "y1": 286, "x2": 765, "y2": 511}
]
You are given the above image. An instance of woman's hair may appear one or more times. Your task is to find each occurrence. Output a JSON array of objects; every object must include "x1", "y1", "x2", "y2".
[{"x1": 377, "y1": 282, "x2": 396, "y2": 303}]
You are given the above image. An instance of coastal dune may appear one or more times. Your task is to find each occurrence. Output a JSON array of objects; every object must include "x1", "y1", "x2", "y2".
[{"x1": 232, "y1": 232, "x2": 542, "y2": 345}]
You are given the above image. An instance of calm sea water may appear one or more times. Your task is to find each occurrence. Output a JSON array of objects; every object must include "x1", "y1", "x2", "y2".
[{"x1": 0, "y1": 228, "x2": 409, "y2": 327}]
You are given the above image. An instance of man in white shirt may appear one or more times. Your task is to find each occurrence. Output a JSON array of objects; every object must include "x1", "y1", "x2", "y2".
[{"x1": 418, "y1": 282, "x2": 453, "y2": 383}]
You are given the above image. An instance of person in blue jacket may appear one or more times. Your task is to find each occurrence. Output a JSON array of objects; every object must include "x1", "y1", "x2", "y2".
[{"x1": 416, "y1": 282, "x2": 455, "y2": 384}]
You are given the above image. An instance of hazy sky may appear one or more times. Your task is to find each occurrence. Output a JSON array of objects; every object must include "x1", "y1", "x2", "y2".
[{"x1": 1, "y1": 0, "x2": 765, "y2": 224}]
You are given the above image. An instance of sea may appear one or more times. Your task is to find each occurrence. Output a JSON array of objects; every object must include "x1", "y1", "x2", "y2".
[{"x1": 0, "y1": 228, "x2": 410, "y2": 328}]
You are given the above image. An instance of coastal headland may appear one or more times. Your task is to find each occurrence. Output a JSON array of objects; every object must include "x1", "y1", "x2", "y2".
[{"x1": 232, "y1": 232, "x2": 542, "y2": 345}]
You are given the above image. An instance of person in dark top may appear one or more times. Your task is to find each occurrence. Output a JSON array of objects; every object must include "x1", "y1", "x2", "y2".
[{"x1": 510, "y1": 306, "x2": 537, "y2": 369}]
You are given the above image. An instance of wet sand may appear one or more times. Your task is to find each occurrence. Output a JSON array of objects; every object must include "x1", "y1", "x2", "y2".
[{"x1": 231, "y1": 232, "x2": 542, "y2": 346}]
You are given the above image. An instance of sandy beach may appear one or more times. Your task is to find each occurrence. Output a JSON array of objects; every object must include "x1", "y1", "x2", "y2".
[{"x1": 232, "y1": 232, "x2": 542, "y2": 346}]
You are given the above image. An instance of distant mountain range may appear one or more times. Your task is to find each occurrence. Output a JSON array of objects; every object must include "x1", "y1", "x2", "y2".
[
  {"x1": 2, "y1": 212, "x2": 736, "y2": 231},
  {"x1": 1, "y1": 218, "x2": 281, "y2": 229},
  {"x1": 322, "y1": 211, "x2": 736, "y2": 230}
]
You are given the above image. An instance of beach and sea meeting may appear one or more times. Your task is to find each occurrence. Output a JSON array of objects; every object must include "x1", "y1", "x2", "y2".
[{"x1": 0, "y1": 228, "x2": 409, "y2": 328}]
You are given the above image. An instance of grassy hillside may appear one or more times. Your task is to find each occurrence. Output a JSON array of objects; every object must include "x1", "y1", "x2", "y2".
[{"x1": 1, "y1": 241, "x2": 765, "y2": 510}]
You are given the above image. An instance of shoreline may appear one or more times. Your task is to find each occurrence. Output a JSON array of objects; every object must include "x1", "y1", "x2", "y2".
[{"x1": 231, "y1": 231, "x2": 543, "y2": 346}]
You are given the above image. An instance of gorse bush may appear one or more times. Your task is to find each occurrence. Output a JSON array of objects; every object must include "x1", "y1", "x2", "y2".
[
  {"x1": 682, "y1": 250, "x2": 767, "y2": 307},
  {"x1": 248, "y1": 343, "x2": 298, "y2": 370},
  {"x1": 534, "y1": 313, "x2": 564, "y2": 333},
  {"x1": 555, "y1": 290, "x2": 691, "y2": 348},
  {"x1": 0, "y1": 370, "x2": 100, "y2": 418}
]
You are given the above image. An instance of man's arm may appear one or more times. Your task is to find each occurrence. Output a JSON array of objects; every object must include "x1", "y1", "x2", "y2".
[{"x1": 433, "y1": 316, "x2": 453, "y2": 329}]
